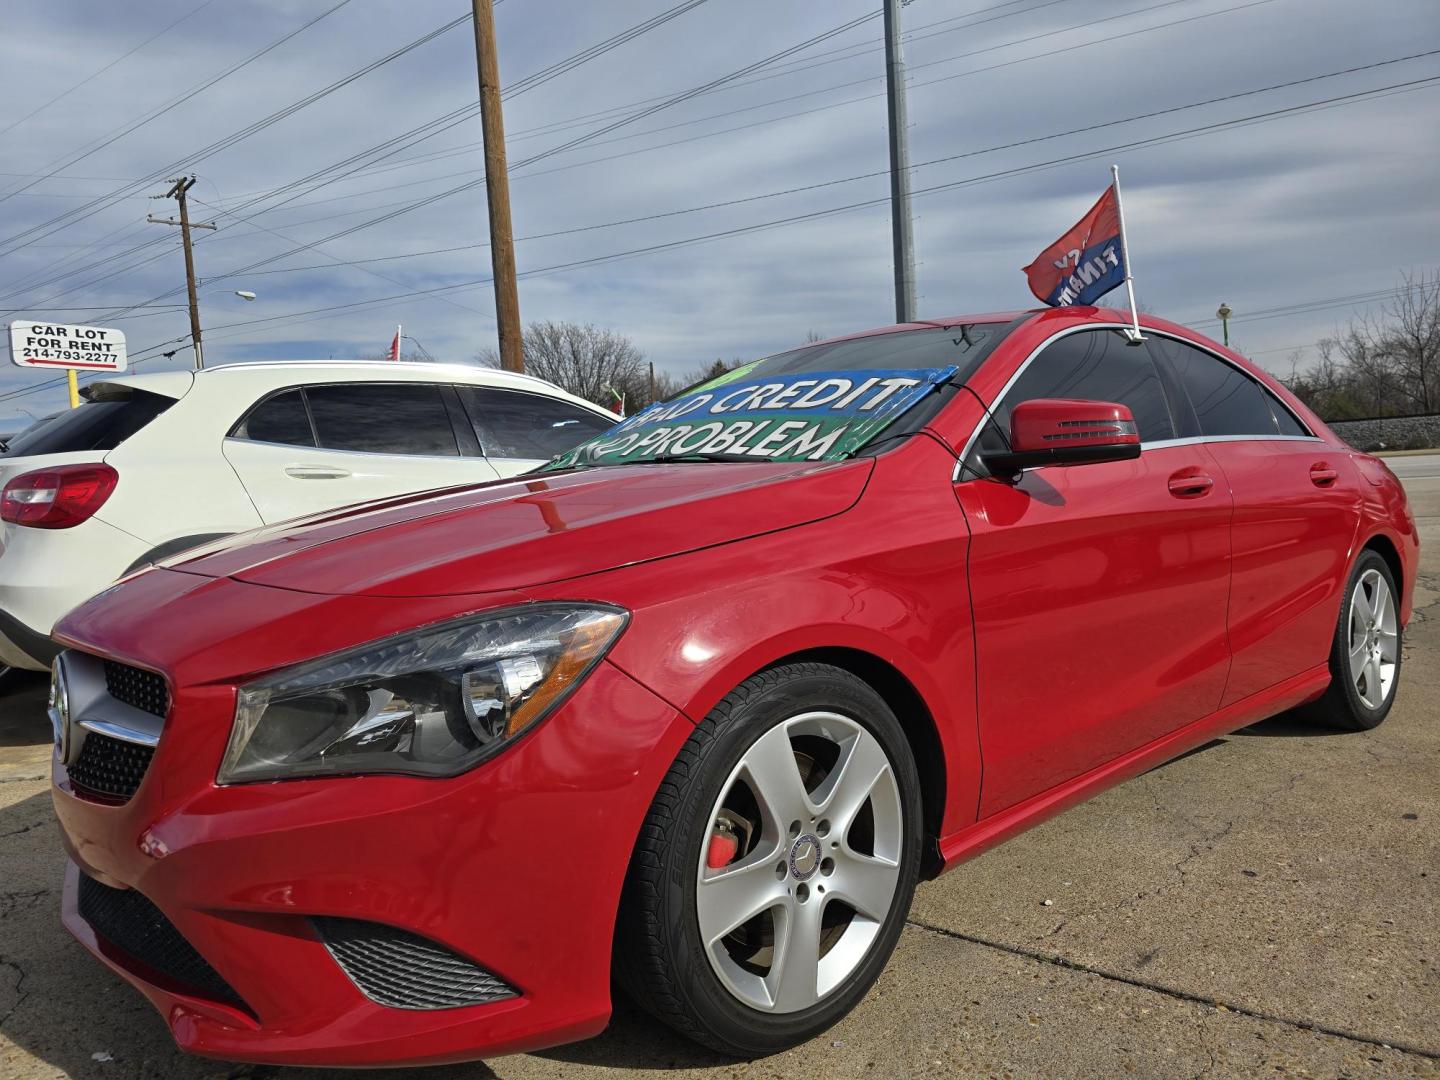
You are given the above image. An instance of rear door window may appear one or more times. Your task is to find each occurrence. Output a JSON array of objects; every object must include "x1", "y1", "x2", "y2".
[
  {"x1": 1267, "y1": 392, "x2": 1309, "y2": 436},
  {"x1": 1151, "y1": 336, "x2": 1280, "y2": 437},
  {"x1": 1, "y1": 389, "x2": 175, "y2": 457},
  {"x1": 305, "y1": 384, "x2": 460, "y2": 457},
  {"x1": 458, "y1": 387, "x2": 615, "y2": 460},
  {"x1": 233, "y1": 389, "x2": 315, "y2": 446}
]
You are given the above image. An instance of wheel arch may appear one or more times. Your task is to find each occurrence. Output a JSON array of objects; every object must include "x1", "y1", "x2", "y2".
[
  {"x1": 761, "y1": 647, "x2": 948, "y2": 878},
  {"x1": 1360, "y1": 531, "x2": 1404, "y2": 596}
]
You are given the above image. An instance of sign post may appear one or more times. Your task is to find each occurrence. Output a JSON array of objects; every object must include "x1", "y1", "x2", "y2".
[{"x1": 7, "y1": 320, "x2": 129, "y2": 408}]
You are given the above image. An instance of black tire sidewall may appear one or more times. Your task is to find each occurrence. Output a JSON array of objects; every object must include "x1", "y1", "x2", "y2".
[{"x1": 654, "y1": 666, "x2": 923, "y2": 1056}]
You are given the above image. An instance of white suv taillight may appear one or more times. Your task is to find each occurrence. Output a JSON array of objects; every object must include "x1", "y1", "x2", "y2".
[{"x1": 0, "y1": 464, "x2": 119, "y2": 529}]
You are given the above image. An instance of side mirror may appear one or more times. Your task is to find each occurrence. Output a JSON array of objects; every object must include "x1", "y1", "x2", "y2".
[{"x1": 981, "y1": 398, "x2": 1141, "y2": 477}]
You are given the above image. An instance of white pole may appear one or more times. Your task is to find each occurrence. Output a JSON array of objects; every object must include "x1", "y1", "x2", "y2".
[{"x1": 1110, "y1": 164, "x2": 1143, "y2": 342}]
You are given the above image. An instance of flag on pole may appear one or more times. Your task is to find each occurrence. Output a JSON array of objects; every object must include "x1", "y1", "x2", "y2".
[
  {"x1": 606, "y1": 386, "x2": 625, "y2": 416},
  {"x1": 389, "y1": 325, "x2": 402, "y2": 361},
  {"x1": 1023, "y1": 185, "x2": 1127, "y2": 308}
]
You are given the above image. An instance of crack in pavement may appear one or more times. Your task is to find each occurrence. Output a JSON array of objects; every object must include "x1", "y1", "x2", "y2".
[
  {"x1": 0, "y1": 956, "x2": 28, "y2": 1028},
  {"x1": 905, "y1": 918, "x2": 1440, "y2": 1063}
]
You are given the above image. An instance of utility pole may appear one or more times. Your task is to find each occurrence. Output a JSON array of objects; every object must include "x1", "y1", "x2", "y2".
[
  {"x1": 148, "y1": 176, "x2": 215, "y2": 369},
  {"x1": 883, "y1": 0, "x2": 917, "y2": 324},
  {"x1": 471, "y1": 0, "x2": 524, "y2": 372}
]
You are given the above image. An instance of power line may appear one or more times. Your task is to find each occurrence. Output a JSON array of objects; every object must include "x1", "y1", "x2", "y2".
[
  {"x1": 99, "y1": 72, "x2": 1440, "y2": 353},
  {"x1": 0, "y1": 0, "x2": 709, "y2": 314},
  {"x1": 97, "y1": 9, "x2": 891, "y2": 318},
  {"x1": 0, "y1": 0, "x2": 358, "y2": 231},
  {"x1": 177, "y1": 51, "x2": 1440, "y2": 285},
  {"x1": 0, "y1": 0, "x2": 1120, "y2": 306},
  {"x1": 0, "y1": 0, "x2": 223, "y2": 146}
]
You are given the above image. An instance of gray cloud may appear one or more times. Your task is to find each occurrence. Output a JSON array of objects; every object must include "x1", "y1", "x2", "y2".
[{"x1": 0, "y1": 0, "x2": 1436, "y2": 423}]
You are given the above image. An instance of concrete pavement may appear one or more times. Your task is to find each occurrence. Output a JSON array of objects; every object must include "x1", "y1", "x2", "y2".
[{"x1": 1, "y1": 457, "x2": 1437, "y2": 1079}]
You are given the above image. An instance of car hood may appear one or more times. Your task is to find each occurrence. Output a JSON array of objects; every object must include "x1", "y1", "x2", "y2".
[{"x1": 163, "y1": 459, "x2": 872, "y2": 597}]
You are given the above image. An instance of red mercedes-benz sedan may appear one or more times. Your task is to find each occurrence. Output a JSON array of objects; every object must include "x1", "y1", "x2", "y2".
[{"x1": 48, "y1": 307, "x2": 1417, "y2": 1066}]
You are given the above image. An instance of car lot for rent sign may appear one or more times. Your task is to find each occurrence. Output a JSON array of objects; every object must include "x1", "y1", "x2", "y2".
[{"x1": 8, "y1": 320, "x2": 128, "y2": 371}]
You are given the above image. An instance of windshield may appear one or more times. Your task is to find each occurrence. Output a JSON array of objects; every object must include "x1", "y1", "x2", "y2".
[
  {"x1": 1, "y1": 389, "x2": 175, "y2": 457},
  {"x1": 546, "y1": 322, "x2": 1014, "y2": 469}
]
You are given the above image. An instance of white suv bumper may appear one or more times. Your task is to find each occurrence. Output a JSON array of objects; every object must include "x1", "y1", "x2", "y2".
[{"x1": 0, "y1": 517, "x2": 150, "y2": 670}]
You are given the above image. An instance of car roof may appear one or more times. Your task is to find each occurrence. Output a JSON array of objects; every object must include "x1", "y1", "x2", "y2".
[
  {"x1": 85, "y1": 360, "x2": 609, "y2": 415},
  {"x1": 799, "y1": 311, "x2": 1033, "y2": 350}
]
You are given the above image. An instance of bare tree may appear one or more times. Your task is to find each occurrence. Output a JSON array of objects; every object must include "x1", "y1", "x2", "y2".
[
  {"x1": 477, "y1": 321, "x2": 645, "y2": 408},
  {"x1": 1282, "y1": 271, "x2": 1440, "y2": 419}
]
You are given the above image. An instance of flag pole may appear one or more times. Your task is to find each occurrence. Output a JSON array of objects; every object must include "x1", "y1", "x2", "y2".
[{"x1": 1110, "y1": 164, "x2": 1143, "y2": 342}]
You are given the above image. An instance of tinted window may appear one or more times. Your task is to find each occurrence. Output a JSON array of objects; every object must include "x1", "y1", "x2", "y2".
[
  {"x1": 2, "y1": 389, "x2": 174, "y2": 457},
  {"x1": 1267, "y1": 391, "x2": 1309, "y2": 436},
  {"x1": 459, "y1": 387, "x2": 614, "y2": 460},
  {"x1": 999, "y1": 329, "x2": 1176, "y2": 442},
  {"x1": 1153, "y1": 337, "x2": 1277, "y2": 437},
  {"x1": 235, "y1": 389, "x2": 314, "y2": 446},
  {"x1": 306, "y1": 384, "x2": 459, "y2": 456}
]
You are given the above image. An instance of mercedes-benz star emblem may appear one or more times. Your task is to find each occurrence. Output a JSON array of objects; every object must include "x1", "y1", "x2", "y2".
[{"x1": 789, "y1": 833, "x2": 821, "y2": 881}]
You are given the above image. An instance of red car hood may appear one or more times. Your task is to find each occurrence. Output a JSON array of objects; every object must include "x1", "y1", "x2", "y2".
[{"x1": 164, "y1": 460, "x2": 872, "y2": 597}]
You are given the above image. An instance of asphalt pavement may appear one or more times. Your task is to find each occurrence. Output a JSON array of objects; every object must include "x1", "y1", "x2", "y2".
[{"x1": 1, "y1": 456, "x2": 1437, "y2": 1080}]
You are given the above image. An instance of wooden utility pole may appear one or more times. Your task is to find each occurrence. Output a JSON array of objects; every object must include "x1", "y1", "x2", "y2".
[
  {"x1": 471, "y1": 0, "x2": 523, "y2": 372},
  {"x1": 148, "y1": 176, "x2": 215, "y2": 369}
]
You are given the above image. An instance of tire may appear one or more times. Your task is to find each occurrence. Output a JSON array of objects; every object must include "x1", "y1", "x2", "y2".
[
  {"x1": 616, "y1": 662, "x2": 923, "y2": 1057},
  {"x1": 1302, "y1": 549, "x2": 1402, "y2": 731}
]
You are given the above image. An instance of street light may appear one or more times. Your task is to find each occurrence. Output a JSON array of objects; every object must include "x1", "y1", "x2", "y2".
[
  {"x1": 234, "y1": 290, "x2": 257, "y2": 301},
  {"x1": 1217, "y1": 302, "x2": 1232, "y2": 347}
]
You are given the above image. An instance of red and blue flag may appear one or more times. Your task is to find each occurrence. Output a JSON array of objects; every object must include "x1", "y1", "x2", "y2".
[{"x1": 1024, "y1": 185, "x2": 1126, "y2": 307}]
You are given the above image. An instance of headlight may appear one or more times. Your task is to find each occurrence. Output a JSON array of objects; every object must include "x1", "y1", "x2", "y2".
[{"x1": 218, "y1": 604, "x2": 627, "y2": 784}]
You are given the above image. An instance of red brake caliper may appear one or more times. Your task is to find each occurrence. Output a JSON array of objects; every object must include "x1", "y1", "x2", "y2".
[{"x1": 706, "y1": 826, "x2": 739, "y2": 869}]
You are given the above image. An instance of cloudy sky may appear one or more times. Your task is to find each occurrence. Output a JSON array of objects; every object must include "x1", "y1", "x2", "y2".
[{"x1": 0, "y1": 0, "x2": 1436, "y2": 424}]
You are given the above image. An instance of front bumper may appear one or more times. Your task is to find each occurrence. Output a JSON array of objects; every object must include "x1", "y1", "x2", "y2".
[{"x1": 52, "y1": 658, "x2": 692, "y2": 1067}]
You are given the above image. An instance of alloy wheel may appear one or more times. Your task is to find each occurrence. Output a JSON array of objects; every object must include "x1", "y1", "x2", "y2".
[
  {"x1": 1348, "y1": 567, "x2": 1398, "y2": 710},
  {"x1": 695, "y1": 711, "x2": 903, "y2": 1014}
]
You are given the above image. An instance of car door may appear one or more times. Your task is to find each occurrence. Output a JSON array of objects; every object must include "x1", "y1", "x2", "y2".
[
  {"x1": 222, "y1": 382, "x2": 500, "y2": 524},
  {"x1": 1148, "y1": 334, "x2": 1364, "y2": 705},
  {"x1": 955, "y1": 328, "x2": 1235, "y2": 817},
  {"x1": 455, "y1": 385, "x2": 617, "y2": 476}
]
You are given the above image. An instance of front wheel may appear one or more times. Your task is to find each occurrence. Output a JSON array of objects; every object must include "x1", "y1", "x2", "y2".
[
  {"x1": 617, "y1": 663, "x2": 922, "y2": 1056},
  {"x1": 1303, "y1": 549, "x2": 1402, "y2": 730}
]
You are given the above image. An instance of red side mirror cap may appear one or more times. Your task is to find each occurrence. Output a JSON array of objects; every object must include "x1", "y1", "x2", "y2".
[{"x1": 982, "y1": 398, "x2": 1141, "y2": 477}]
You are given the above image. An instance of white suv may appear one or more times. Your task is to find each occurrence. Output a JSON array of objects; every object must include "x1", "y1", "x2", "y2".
[{"x1": 0, "y1": 361, "x2": 616, "y2": 672}]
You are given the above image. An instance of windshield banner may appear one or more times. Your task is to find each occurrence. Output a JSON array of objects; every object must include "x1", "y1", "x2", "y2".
[{"x1": 549, "y1": 366, "x2": 959, "y2": 468}]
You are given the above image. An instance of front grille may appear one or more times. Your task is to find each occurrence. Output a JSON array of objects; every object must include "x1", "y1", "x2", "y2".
[
  {"x1": 77, "y1": 874, "x2": 248, "y2": 1011},
  {"x1": 103, "y1": 661, "x2": 169, "y2": 718},
  {"x1": 67, "y1": 733, "x2": 154, "y2": 802},
  {"x1": 314, "y1": 917, "x2": 516, "y2": 1010}
]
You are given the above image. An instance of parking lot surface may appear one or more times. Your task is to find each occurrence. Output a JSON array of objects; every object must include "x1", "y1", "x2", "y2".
[{"x1": 1, "y1": 455, "x2": 1437, "y2": 1079}]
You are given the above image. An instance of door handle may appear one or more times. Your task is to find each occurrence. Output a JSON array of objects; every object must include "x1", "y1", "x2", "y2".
[
  {"x1": 1309, "y1": 463, "x2": 1339, "y2": 487},
  {"x1": 1167, "y1": 469, "x2": 1214, "y2": 498},
  {"x1": 284, "y1": 465, "x2": 351, "y2": 480}
]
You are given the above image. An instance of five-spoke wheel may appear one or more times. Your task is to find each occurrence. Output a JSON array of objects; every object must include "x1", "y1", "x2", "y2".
[
  {"x1": 696, "y1": 711, "x2": 903, "y2": 1013},
  {"x1": 618, "y1": 664, "x2": 921, "y2": 1056},
  {"x1": 1305, "y1": 549, "x2": 1403, "y2": 730}
]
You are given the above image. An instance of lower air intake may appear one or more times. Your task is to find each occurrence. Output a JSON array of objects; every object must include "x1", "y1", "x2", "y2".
[
  {"x1": 77, "y1": 874, "x2": 248, "y2": 1012},
  {"x1": 313, "y1": 917, "x2": 516, "y2": 1010}
]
